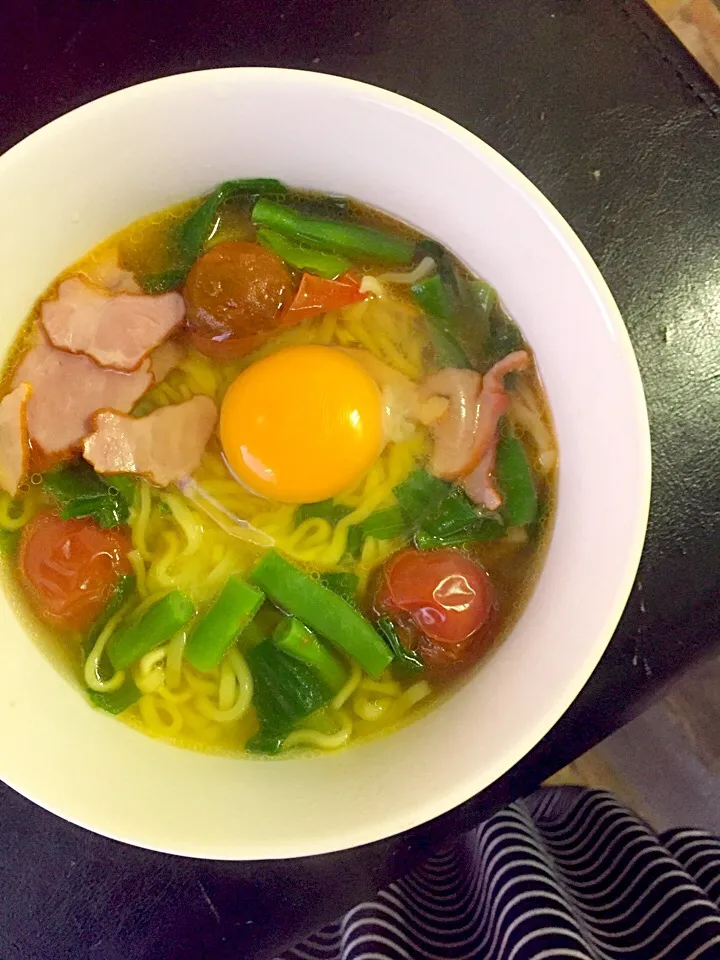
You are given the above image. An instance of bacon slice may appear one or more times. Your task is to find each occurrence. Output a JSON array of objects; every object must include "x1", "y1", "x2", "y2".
[
  {"x1": 13, "y1": 342, "x2": 154, "y2": 456},
  {"x1": 41, "y1": 276, "x2": 185, "y2": 372},
  {"x1": 80, "y1": 249, "x2": 142, "y2": 294},
  {"x1": 83, "y1": 396, "x2": 217, "y2": 487},
  {"x1": 419, "y1": 351, "x2": 531, "y2": 509},
  {"x1": 0, "y1": 383, "x2": 31, "y2": 496}
]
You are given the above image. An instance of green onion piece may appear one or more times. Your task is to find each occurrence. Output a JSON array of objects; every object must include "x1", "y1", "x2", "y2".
[
  {"x1": 295, "y1": 500, "x2": 354, "y2": 526},
  {"x1": 376, "y1": 616, "x2": 424, "y2": 677},
  {"x1": 251, "y1": 551, "x2": 393, "y2": 678},
  {"x1": 484, "y1": 313, "x2": 525, "y2": 369},
  {"x1": 108, "y1": 590, "x2": 195, "y2": 671},
  {"x1": 273, "y1": 618, "x2": 347, "y2": 693},
  {"x1": 88, "y1": 677, "x2": 141, "y2": 715},
  {"x1": 178, "y1": 179, "x2": 287, "y2": 261},
  {"x1": 184, "y1": 576, "x2": 264, "y2": 672},
  {"x1": 361, "y1": 506, "x2": 411, "y2": 541},
  {"x1": 82, "y1": 574, "x2": 137, "y2": 668},
  {"x1": 251, "y1": 199, "x2": 414, "y2": 264},
  {"x1": 246, "y1": 639, "x2": 332, "y2": 753},
  {"x1": 292, "y1": 195, "x2": 350, "y2": 219},
  {"x1": 427, "y1": 323, "x2": 471, "y2": 368},
  {"x1": 411, "y1": 273, "x2": 454, "y2": 321},
  {"x1": 256, "y1": 228, "x2": 351, "y2": 279},
  {"x1": 137, "y1": 179, "x2": 287, "y2": 294},
  {"x1": 393, "y1": 469, "x2": 451, "y2": 525},
  {"x1": 43, "y1": 463, "x2": 130, "y2": 528},
  {"x1": 496, "y1": 429, "x2": 537, "y2": 526},
  {"x1": 104, "y1": 474, "x2": 137, "y2": 508}
]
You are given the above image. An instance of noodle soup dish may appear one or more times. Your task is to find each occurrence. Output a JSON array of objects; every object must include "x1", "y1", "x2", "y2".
[{"x1": 0, "y1": 180, "x2": 557, "y2": 757}]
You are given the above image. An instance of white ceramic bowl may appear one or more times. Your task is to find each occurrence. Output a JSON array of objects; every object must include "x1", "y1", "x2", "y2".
[{"x1": 0, "y1": 68, "x2": 650, "y2": 859}]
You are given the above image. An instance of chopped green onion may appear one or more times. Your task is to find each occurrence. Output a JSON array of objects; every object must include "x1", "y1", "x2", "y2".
[
  {"x1": 377, "y1": 617, "x2": 424, "y2": 677},
  {"x1": 108, "y1": 590, "x2": 195, "y2": 671},
  {"x1": 251, "y1": 551, "x2": 393, "y2": 678},
  {"x1": 319, "y1": 572, "x2": 359, "y2": 606},
  {"x1": 273, "y1": 618, "x2": 347, "y2": 693},
  {"x1": 496, "y1": 428, "x2": 537, "y2": 526},
  {"x1": 82, "y1": 574, "x2": 137, "y2": 668},
  {"x1": 252, "y1": 199, "x2": 414, "y2": 264},
  {"x1": 257, "y1": 228, "x2": 351, "y2": 279},
  {"x1": 184, "y1": 576, "x2": 264, "y2": 672}
]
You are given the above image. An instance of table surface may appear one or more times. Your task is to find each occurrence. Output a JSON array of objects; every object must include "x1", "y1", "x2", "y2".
[{"x1": 1, "y1": 1, "x2": 719, "y2": 958}]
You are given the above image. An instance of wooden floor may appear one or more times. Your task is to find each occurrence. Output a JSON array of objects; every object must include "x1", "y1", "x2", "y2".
[
  {"x1": 547, "y1": 652, "x2": 720, "y2": 832},
  {"x1": 647, "y1": 0, "x2": 720, "y2": 82}
]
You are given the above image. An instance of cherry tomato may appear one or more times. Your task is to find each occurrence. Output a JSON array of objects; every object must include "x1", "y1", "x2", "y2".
[
  {"x1": 18, "y1": 511, "x2": 132, "y2": 632},
  {"x1": 281, "y1": 271, "x2": 366, "y2": 324},
  {"x1": 383, "y1": 548, "x2": 493, "y2": 645},
  {"x1": 184, "y1": 241, "x2": 292, "y2": 357}
]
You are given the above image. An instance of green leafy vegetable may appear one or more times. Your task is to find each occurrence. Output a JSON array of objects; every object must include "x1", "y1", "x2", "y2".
[
  {"x1": 319, "y1": 573, "x2": 359, "y2": 606},
  {"x1": 361, "y1": 506, "x2": 411, "y2": 541},
  {"x1": 43, "y1": 464, "x2": 131, "y2": 528},
  {"x1": 251, "y1": 199, "x2": 414, "y2": 264},
  {"x1": 295, "y1": 500, "x2": 354, "y2": 526},
  {"x1": 345, "y1": 525, "x2": 364, "y2": 560},
  {"x1": 393, "y1": 469, "x2": 451, "y2": 525},
  {"x1": 495, "y1": 428, "x2": 537, "y2": 526},
  {"x1": 392, "y1": 469, "x2": 504, "y2": 548},
  {"x1": 88, "y1": 677, "x2": 141, "y2": 715},
  {"x1": 246, "y1": 640, "x2": 333, "y2": 754},
  {"x1": 137, "y1": 179, "x2": 287, "y2": 293},
  {"x1": 82, "y1": 574, "x2": 137, "y2": 669},
  {"x1": 376, "y1": 616, "x2": 424, "y2": 677}
]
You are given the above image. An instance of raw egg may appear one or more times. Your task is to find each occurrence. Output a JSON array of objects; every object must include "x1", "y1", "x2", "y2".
[{"x1": 220, "y1": 345, "x2": 384, "y2": 503}]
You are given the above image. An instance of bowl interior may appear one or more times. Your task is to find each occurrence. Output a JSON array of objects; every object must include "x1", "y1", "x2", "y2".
[{"x1": 0, "y1": 69, "x2": 650, "y2": 859}]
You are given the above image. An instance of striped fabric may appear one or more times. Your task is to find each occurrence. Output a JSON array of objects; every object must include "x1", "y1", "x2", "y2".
[{"x1": 280, "y1": 788, "x2": 720, "y2": 960}]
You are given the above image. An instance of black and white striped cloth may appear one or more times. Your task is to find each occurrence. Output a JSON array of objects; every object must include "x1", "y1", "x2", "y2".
[{"x1": 280, "y1": 787, "x2": 720, "y2": 959}]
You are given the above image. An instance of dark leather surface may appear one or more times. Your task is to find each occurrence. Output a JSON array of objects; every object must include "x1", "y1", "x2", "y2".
[{"x1": 1, "y1": 2, "x2": 719, "y2": 958}]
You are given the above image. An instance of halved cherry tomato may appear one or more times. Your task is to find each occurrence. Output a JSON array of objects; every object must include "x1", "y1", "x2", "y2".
[
  {"x1": 382, "y1": 548, "x2": 493, "y2": 645},
  {"x1": 18, "y1": 511, "x2": 132, "y2": 632},
  {"x1": 281, "y1": 271, "x2": 366, "y2": 324},
  {"x1": 184, "y1": 241, "x2": 292, "y2": 357}
]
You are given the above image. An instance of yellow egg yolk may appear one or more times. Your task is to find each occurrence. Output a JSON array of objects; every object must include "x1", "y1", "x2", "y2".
[{"x1": 219, "y1": 344, "x2": 384, "y2": 503}]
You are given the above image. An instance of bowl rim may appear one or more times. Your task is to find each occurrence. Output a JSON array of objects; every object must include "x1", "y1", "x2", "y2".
[{"x1": 0, "y1": 66, "x2": 652, "y2": 858}]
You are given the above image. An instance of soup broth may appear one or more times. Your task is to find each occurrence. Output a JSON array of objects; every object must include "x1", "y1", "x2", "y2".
[{"x1": 0, "y1": 182, "x2": 556, "y2": 757}]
